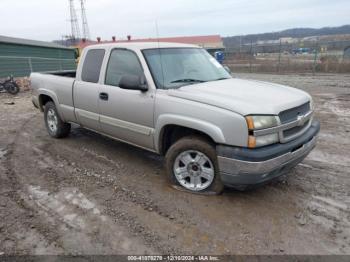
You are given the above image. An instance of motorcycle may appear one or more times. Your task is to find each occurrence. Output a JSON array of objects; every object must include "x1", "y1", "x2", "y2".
[{"x1": 0, "y1": 76, "x2": 20, "y2": 95}]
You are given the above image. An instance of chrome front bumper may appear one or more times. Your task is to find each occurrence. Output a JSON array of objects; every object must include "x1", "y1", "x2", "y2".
[{"x1": 217, "y1": 120, "x2": 320, "y2": 187}]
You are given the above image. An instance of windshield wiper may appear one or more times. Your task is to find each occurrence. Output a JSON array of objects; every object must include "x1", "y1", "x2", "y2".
[
  {"x1": 210, "y1": 77, "x2": 231, "y2": 81},
  {"x1": 170, "y1": 78, "x2": 206, "y2": 84}
]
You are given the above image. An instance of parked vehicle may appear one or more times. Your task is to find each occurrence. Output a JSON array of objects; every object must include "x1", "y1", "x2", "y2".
[
  {"x1": 214, "y1": 51, "x2": 225, "y2": 64},
  {"x1": 292, "y1": 47, "x2": 314, "y2": 55},
  {"x1": 0, "y1": 76, "x2": 20, "y2": 95},
  {"x1": 31, "y1": 42, "x2": 320, "y2": 194}
]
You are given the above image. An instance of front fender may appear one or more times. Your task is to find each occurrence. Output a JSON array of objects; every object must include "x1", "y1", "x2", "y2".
[{"x1": 154, "y1": 114, "x2": 226, "y2": 153}]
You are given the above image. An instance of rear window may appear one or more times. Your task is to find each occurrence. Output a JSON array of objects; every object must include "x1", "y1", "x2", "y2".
[{"x1": 81, "y1": 49, "x2": 105, "y2": 83}]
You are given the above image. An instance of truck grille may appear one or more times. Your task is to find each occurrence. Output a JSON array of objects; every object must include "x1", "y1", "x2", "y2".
[
  {"x1": 279, "y1": 102, "x2": 312, "y2": 142},
  {"x1": 283, "y1": 119, "x2": 311, "y2": 137},
  {"x1": 279, "y1": 102, "x2": 310, "y2": 124}
]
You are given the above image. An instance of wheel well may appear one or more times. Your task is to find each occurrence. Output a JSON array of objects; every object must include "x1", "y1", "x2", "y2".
[
  {"x1": 159, "y1": 125, "x2": 215, "y2": 155},
  {"x1": 39, "y1": 95, "x2": 53, "y2": 111}
]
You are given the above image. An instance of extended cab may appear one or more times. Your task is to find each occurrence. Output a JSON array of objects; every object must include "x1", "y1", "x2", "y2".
[{"x1": 31, "y1": 42, "x2": 320, "y2": 194}]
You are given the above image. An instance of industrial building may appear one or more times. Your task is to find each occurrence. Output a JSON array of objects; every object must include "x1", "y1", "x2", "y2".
[
  {"x1": 77, "y1": 35, "x2": 225, "y2": 53},
  {"x1": 0, "y1": 35, "x2": 76, "y2": 78}
]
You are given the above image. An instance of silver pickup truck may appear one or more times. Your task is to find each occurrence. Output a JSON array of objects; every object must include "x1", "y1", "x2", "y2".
[{"x1": 31, "y1": 42, "x2": 320, "y2": 194}]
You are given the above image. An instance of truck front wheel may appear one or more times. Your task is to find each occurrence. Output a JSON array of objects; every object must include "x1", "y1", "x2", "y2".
[
  {"x1": 165, "y1": 136, "x2": 224, "y2": 195},
  {"x1": 44, "y1": 101, "x2": 71, "y2": 138}
]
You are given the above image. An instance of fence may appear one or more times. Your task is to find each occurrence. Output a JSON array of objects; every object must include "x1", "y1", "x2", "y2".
[
  {"x1": 0, "y1": 56, "x2": 76, "y2": 78},
  {"x1": 223, "y1": 40, "x2": 350, "y2": 74}
]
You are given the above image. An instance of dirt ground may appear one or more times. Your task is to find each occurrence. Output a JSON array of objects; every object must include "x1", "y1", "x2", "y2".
[{"x1": 0, "y1": 73, "x2": 349, "y2": 255}]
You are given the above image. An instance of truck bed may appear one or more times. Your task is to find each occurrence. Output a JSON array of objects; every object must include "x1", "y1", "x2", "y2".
[
  {"x1": 30, "y1": 72, "x2": 77, "y2": 123},
  {"x1": 45, "y1": 70, "x2": 76, "y2": 78}
]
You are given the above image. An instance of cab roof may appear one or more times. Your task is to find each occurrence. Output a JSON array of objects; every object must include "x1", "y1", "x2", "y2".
[{"x1": 85, "y1": 42, "x2": 199, "y2": 51}]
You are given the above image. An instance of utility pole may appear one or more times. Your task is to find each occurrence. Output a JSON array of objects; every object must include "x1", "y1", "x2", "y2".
[
  {"x1": 278, "y1": 39, "x2": 282, "y2": 73},
  {"x1": 69, "y1": 0, "x2": 81, "y2": 40},
  {"x1": 80, "y1": 0, "x2": 91, "y2": 40},
  {"x1": 249, "y1": 40, "x2": 253, "y2": 73}
]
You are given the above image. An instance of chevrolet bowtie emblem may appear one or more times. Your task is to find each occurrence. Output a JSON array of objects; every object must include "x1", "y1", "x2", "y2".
[{"x1": 297, "y1": 114, "x2": 307, "y2": 126}]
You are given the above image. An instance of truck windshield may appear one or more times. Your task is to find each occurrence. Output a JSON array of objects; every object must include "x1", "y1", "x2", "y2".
[{"x1": 142, "y1": 48, "x2": 231, "y2": 89}]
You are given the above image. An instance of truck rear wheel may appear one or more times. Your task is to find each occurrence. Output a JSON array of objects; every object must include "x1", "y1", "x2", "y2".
[
  {"x1": 44, "y1": 101, "x2": 71, "y2": 138},
  {"x1": 165, "y1": 136, "x2": 224, "y2": 195}
]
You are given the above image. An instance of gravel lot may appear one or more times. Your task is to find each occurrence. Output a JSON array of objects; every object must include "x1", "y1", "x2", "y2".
[{"x1": 0, "y1": 73, "x2": 349, "y2": 255}]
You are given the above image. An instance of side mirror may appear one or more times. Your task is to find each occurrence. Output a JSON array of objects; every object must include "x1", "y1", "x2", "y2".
[
  {"x1": 223, "y1": 65, "x2": 232, "y2": 74},
  {"x1": 119, "y1": 75, "x2": 148, "y2": 92}
]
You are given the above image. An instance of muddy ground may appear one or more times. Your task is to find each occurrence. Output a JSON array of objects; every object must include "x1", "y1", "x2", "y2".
[{"x1": 0, "y1": 73, "x2": 349, "y2": 255}]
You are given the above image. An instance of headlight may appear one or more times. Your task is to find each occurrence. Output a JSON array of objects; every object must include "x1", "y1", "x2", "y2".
[
  {"x1": 245, "y1": 115, "x2": 279, "y2": 130},
  {"x1": 245, "y1": 115, "x2": 280, "y2": 148}
]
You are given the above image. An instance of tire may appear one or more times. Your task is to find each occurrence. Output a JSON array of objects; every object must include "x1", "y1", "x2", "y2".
[
  {"x1": 44, "y1": 101, "x2": 71, "y2": 138},
  {"x1": 4, "y1": 81, "x2": 20, "y2": 95},
  {"x1": 165, "y1": 136, "x2": 224, "y2": 195}
]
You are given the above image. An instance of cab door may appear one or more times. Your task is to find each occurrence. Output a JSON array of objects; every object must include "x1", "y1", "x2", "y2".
[
  {"x1": 98, "y1": 48, "x2": 155, "y2": 150},
  {"x1": 73, "y1": 49, "x2": 105, "y2": 131}
]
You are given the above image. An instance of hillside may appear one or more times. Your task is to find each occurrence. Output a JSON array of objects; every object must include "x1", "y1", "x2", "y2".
[{"x1": 223, "y1": 25, "x2": 350, "y2": 47}]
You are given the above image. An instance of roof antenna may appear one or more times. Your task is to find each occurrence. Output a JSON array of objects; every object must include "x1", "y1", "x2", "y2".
[{"x1": 155, "y1": 20, "x2": 165, "y2": 89}]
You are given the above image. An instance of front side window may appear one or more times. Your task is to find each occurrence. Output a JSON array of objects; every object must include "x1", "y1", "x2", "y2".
[
  {"x1": 142, "y1": 48, "x2": 231, "y2": 89},
  {"x1": 105, "y1": 49, "x2": 143, "y2": 87},
  {"x1": 81, "y1": 49, "x2": 105, "y2": 83}
]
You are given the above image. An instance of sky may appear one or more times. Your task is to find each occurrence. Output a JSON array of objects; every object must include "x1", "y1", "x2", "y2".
[{"x1": 1, "y1": 0, "x2": 349, "y2": 41}]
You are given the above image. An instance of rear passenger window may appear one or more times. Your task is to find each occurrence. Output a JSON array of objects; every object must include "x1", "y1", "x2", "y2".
[
  {"x1": 81, "y1": 49, "x2": 105, "y2": 83},
  {"x1": 105, "y1": 49, "x2": 143, "y2": 87}
]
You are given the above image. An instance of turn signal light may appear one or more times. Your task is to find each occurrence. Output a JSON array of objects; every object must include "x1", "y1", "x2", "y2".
[
  {"x1": 248, "y1": 136, "x2": 256, "y2": 148},
  {"x1": 246, "y1": 116, "x2": 255, "y2": 130}
]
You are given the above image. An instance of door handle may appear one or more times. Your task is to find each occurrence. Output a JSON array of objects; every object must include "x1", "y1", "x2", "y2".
[{"x1": 99, "y1": 92, "x2": 109, "y2": 101}]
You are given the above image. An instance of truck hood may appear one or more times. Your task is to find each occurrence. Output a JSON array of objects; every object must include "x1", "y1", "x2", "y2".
[{"x1": 167, "y1": 78, "x2": 311, "y2": 116}]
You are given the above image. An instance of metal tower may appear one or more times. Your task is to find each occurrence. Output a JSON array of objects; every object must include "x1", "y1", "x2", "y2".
[
  {"x1": 69, "y1": 0, "x2": 81, "y2": 40},
  {"x1": 80, "y1": 0, "x2": 91, "y2": 40}
]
